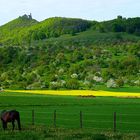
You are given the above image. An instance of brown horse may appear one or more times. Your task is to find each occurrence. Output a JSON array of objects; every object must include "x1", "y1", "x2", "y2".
[{"x1": 1, "y1": 110, "x2": 21, "y2": 130}]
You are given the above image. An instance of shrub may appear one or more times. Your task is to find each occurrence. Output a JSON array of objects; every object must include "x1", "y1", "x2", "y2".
[
  {"x1": 66, "y1": 79, "x2": 79, "y2": 89},
  {"x1": 116, "y1": 78, "x2": 124, "y2": 87},
  {"x1": 106, "y1": 79, "x2": 117, "y2": 88}
]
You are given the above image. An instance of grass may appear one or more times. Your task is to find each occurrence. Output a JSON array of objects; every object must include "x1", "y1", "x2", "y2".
[
  {"x1": 0, "y1": 91, "x2": 140, "y2": 133},
  {"x1": 1, "y1": 126, "x2": 140, "y2": 140},
  {"x1": 47, "y1": 29, "x2": 140, "y2": 45},
  {"x1": 94, "y1": 85, "x2": 140, "y2": 93}
]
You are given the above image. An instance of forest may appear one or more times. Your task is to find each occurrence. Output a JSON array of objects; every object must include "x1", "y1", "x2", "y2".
[{"x1": 0, "y1": 15, "x2": 140, "y2": 90}]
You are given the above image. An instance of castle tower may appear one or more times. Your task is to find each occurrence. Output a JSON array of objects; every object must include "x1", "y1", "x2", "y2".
[{"x1": 29, "y1": 13, "x2": 32, "y2": 19}]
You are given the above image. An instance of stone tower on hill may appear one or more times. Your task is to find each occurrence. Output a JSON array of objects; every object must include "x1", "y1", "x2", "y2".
[
  {"x1": 28, "y1": 13, "x2": 32, "y2": 19},
  {"x1": 19, "y1": 13, "x2": 32, "y2": 20}
]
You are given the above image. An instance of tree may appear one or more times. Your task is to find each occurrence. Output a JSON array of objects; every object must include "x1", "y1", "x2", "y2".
[
  {"x1": 116, "y1": 78, "x2": 124, "y2": 87},
  {"x1": 106, "y1": 79, "x2": 117, "y2": 88},
  {"x1": 32, "y1": 31, "x2": 39, "y2": 40},
  {"x1": 117, "y1": 15, "x2": 123, "y2": 20},
  {"x1": 113, "y1": 24, "x2": 124, "y2": 32},
  {"x1": 37, "y1": 31, "x2": 46, "y2": 40},
  {"x1": 98, "y1": 25, "x2": 105, "y2": 33},
  {"x1": 66, "y1": 79, "x2": 79, "y2": 89}
]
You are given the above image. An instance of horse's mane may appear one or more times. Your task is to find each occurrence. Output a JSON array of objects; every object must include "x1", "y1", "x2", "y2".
[
  {"x1": 0, "y1": 110, "x2": 7, "y2": 116},
  {"x1": 1, "y1": 110, "x2": 18, "y2": 116},
  {"x1": 1, "y1": 110, "x2": 6, "y2": 114}
]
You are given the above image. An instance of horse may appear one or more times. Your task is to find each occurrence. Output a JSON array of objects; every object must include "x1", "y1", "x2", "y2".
[{"x1": 1, "y1": 110, "x2": 21, "y2": 130}]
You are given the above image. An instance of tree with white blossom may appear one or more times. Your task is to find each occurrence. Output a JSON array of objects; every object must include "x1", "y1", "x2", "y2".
[{"x1": 107, "y1": 79, "x2": 117, "y2": 88}]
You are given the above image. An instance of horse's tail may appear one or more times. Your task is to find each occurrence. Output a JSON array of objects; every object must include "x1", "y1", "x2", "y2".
[{"x1": 17, "y1": 112, "x2": 21, "y2": 130}]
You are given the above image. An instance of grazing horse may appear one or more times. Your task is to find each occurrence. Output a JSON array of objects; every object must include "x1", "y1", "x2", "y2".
[{"x1": 1, "y1": 110, "x2": 21, "y2": 130}]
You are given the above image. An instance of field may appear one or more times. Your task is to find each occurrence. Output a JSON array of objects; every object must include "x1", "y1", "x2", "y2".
[
  {"x1": 5, "y1": 89, "x2": 140, "y2": 97},
  {"x1": 0, "y1": 90, "x2": 140, "y2": 139}
]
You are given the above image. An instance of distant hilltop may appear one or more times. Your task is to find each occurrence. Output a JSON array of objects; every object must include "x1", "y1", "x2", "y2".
[{"x1": 1, "y1": 15, "x2": 140, "y2": 45}]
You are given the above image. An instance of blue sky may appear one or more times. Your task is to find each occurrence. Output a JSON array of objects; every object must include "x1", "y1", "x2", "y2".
[{"x1": 0, "y1": 0, "x2": 140, "y2": 25}]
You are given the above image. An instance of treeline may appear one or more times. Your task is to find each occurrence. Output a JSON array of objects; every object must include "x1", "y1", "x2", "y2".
[
  {"x1": 98, "y1": 16, "x2": 140, "y2": 36},
  {"x1": 0, "y1": 40, "x2": 139, "y2": 89}
]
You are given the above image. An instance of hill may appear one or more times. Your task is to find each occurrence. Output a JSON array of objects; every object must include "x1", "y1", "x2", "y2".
[
  {"x1": 0, "y1": 15, "x2": 140, "y2": 90},
  {"x1": 0, "y1": 14, "x2": 38, "y2": 45},
  {"x1": 1, "y1": 15, "x2": 140, "y2": 45},
  {"x1": 0, "y1": 16, "x2": 91, "y2": 45}
]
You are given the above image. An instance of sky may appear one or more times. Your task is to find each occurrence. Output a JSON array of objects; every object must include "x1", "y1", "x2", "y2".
[{"x1": 0, "y1": 0, "x2": 140, "y2": 25}]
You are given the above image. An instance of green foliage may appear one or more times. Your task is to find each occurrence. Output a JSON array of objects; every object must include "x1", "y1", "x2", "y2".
[
  {"x1": 0, "y1": 40, "x2": 140, "y2": 89},
  {"x1": 0, "y1": 14, "x2": 38, "y2": 45},
  {"x1": 100, "y1": 16, "x2": 140, "y2": 36},
  {"x1": 1, "y1": 15, "x2": 140, "y2": 45},
  {"x1": 116, "y1": 78, "x2": 124, "y2": 87},
  {"x1": 0, "y1": 15, "x2": 140, "y2": 89},
  {"x1": 66, "y1": 79, "x2": 79, "y2": 89},
  {"x1": 0, "y1": 16, "x2": 91, "y2": 45}
]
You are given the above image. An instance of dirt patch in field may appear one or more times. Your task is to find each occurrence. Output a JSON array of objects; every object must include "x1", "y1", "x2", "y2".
[
  {"x1": 78, "y1": 95, "x2": 96, "y2": 98},
  {"x1": 117, "y1": 96, "x2": 140, "y2": 99}
]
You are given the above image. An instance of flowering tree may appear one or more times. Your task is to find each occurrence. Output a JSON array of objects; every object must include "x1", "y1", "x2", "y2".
[
  {"x1": 93, "y1": 76, "x2": 103, "y2": 83},
  {"x1": 106, "y1": 79, "x2": 117, "y2": 88},
  {"x1": 71, "y1": 73, "x2": 78, "y2": 79}
]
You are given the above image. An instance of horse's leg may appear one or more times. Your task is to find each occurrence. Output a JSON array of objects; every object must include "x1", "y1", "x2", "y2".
[
  {"x1": 16, "y1": 113, "x2": 21, "y2": 130},
  {"x1": 12, "y1": 121, "x2": 15, "y2": 130},
  {"x1": 2, "y1": 122, "x2": 6, "y2": 130},
  {"x1": 17, "y1": 119, "x2": 21, "y2": 130},
  {"x1": 5, "y1": 122, "x2": 7, "y2": 129},
  {"x1": 2, "y1": 122, "x2": 5, "y2": 130}
]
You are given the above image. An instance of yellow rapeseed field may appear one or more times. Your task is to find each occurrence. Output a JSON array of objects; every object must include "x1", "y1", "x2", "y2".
[{"x1": 4, "y1": 90, "x2": 140, "y2": 98}]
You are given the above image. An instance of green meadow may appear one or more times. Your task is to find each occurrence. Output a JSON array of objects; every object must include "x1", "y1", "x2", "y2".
[{"x1": 1, "y1": 91, "x2": 140, "y2": 133}]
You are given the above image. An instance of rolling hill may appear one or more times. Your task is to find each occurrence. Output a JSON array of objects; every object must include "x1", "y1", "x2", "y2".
[
  {"x1": 0, "y1": 14, "x2": 38, "y2": 45},
  {"x1": 0, "y1": 15, "x2": 140, "y2": 90}
]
